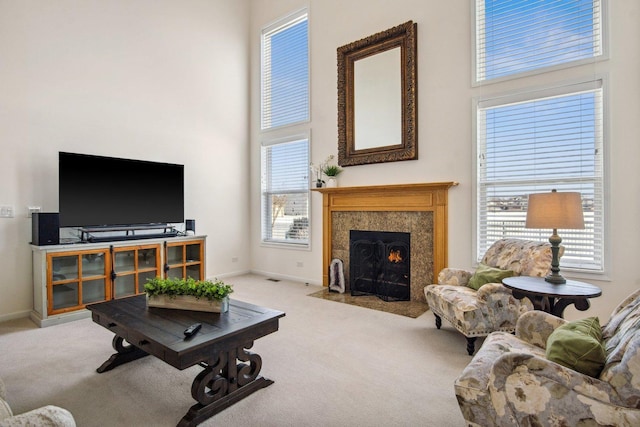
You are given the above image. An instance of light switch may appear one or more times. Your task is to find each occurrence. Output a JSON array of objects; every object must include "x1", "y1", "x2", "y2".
[{"x1": 0, "y1": 206, "x2": 14, "y2": 218}]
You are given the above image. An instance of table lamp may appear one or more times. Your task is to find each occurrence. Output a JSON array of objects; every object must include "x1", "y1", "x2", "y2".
[{"x1": 525, "y1": 189, "x2": 584, "y2": 284}]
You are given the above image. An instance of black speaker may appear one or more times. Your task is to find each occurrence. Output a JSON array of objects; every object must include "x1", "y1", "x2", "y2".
[
  {"x1": 185, "y1": 219, "x2": 195, "y2": 234},
  {"x1": 32, "y1": 212, "x2": 60, "y2": 246}
]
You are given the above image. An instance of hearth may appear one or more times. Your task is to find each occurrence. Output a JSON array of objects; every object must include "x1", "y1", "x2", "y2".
[{"x1": 349, "y1": 230, "x2": 410, "y2": 301}]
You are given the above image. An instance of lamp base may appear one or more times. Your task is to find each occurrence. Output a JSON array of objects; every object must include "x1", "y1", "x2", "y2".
[
  {"x1": 546, "y1": 231, "x2": 566, "y2": 285},
  {"x1": 544, "y1": 273, "x2": 567, "y2": 285}
]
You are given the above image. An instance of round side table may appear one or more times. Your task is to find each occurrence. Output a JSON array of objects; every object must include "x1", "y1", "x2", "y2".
[{"x1": 502, "y1": 276, "x2": 602, "y2": 318}]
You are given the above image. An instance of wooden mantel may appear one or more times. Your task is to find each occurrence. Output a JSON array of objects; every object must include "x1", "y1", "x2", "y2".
[{"x1": 312, "y1": 182, "x2": 458, "y2": 287}]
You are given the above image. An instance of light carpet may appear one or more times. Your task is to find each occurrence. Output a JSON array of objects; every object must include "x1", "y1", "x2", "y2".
[{"x1": 0, "y1": 274, "x2": 472, "y2": 426}]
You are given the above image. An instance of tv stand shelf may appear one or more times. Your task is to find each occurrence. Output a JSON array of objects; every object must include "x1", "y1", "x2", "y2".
[{"x1": 31, "y1": 235, "x2": 206, "y2": 327}]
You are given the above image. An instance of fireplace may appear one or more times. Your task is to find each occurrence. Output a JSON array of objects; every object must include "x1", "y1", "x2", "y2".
[
  {"x1": 312, "y1": 182, "x2": 458, "y2": 303},
  {"x1": 350, "y1": 230, "x2": 410, "y2": 301}
]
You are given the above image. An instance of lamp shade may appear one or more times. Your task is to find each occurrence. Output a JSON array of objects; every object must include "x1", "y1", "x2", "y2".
[{"x1": 526, "y1": 190, "x2": 585, "y2": 230}]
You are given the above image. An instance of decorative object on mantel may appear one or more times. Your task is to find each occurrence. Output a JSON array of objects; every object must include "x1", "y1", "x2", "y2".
[
  {"x1": 310, "y1": 155, "x2": 343, "y2": 188},
  {"x1": 321, "y1": 155, "x2": 342, "y2": 188},
  {"x1": 329, "y1": 258, "x2": 345, "y2": 293},
  {"x1": 144, "y1": 277, "x2": 233, "y2": 313}
]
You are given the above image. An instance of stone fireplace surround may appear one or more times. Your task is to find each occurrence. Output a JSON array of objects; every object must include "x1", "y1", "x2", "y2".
[{"x1": 313, "y1": 182, "x2": 457, "y2": 303}]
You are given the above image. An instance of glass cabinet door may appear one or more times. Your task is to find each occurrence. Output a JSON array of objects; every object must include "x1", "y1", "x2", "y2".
[
  {"x1": 113, "y1": 245, "x2": 160, "y2": 298},
  {"x1": 167, "y1": 246, "x2": 184, "y2": 265},
  {"x1": 48, "y1": 249, "x2": 108, "y2": 314},
  {"x1": 165, "y1": 240, "x2": 204, "y2": 281}
]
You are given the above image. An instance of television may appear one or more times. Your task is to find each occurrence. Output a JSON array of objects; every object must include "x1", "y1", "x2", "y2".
[{"x1": 59, "y1": 152, "x2": 184, "y2": 228}]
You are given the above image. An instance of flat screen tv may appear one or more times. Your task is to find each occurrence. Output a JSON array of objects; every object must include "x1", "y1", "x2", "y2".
[{"x1": 59, "y1": 152, "x2": 184, "y2": 228}]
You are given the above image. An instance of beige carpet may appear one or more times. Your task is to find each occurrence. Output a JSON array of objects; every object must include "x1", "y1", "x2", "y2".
[{"x1": 0, "y1": 274, "x2": 472, "y2": 426}]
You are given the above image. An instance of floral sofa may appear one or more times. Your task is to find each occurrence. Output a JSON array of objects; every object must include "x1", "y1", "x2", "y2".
[
  {"x1": 454, "y1": 289, "x2": 640, "y2": 426},
  {"x1": 0, "y1": 376, "x2": 75, "y2": 427},
  {"x1": 424, "y1": 239, "x2": 558, "y2": 355}
]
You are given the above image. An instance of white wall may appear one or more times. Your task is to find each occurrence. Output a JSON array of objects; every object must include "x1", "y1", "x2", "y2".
[
  {"x1": 0, "y1": 0, "x2": 251, "y2": 321},
  {"x1": 250, "y1": 0, "x2": 640, "y2": 321}
]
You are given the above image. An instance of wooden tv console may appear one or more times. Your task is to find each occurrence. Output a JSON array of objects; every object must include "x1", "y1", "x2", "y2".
[{"x1": 31, "y1": 235, "x2": 206, "y2": 327}]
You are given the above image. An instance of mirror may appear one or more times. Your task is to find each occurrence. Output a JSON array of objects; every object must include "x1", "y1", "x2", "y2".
[{"x1": 337, "y1": 21, "x2": 417, "y2": 166}]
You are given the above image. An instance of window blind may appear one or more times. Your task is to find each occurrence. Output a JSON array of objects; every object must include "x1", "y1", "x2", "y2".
[
  {"x1": 261, "y1": 137, "x2": 310, "y2": 245},
  {"x1": 477, "y1": 81, "x2": 604, "y2": 271},
  {"x1": 261, "y1": 12, "x2": 309, "y2": 130},
  {"x1": 476, "y1": 0, "x2": 603, "y2": 82}
]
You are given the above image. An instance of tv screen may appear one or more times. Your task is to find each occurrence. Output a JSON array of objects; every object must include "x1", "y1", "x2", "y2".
[{"x1": 59, "y1": 152, "x2": 184, "y2": 228}]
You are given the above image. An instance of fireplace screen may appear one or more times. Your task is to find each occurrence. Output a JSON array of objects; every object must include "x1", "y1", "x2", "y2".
[{"x1": 349, "y1": 230, "x2": 410, "y2": 301}]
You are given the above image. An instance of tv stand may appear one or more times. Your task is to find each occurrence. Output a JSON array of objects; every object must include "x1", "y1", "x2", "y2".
[
  {"x1": 80, "y1": 224, "x2": 178, "y2": 243},
  {"x1": 31, "y1": 235, "x2": 206, "y2": 327}
]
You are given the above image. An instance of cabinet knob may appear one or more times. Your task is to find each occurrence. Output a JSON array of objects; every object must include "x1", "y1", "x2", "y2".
[
  {"x1": 138, "y1": 340, "x2": 149, "y2": 346},
  {"x1": 108, "y1": 322, "x2": 117, "y2": 328}
]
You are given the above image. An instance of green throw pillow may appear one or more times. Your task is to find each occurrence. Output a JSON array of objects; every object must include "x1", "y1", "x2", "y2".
[
  {"x1": 546, "y1": 317, "x2": 606, "y2": 378},
  {"x1": 467, "y1": 263, "x2": 514, "y2": 290}
]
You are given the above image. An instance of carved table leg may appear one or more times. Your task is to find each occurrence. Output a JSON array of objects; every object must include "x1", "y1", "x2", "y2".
[
  {"x1": 550, "y1": 297, "x2": 591, "y2": 318},
  {"x1": 96, "y1": 336, "x2": 148, "y2": 373},
  {"x1": 178, "y1": 341, "x2": 273, "y2": 427}
]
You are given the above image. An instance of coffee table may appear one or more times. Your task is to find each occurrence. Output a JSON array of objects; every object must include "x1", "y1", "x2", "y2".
[
  {"x1": 87, "y1": 295, "x2": 285, "y2": 427},
  {"x1": 502, "y1": 276, "x2": 602, "y2": 318}
]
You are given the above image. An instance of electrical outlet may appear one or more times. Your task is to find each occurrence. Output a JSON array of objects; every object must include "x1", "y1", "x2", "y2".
[
  {"x1": 27, "y1": 206, "x2": 41, "y2": 218},
  {"x1": 231, "y1": 257, "x2": 239, "y2": 263},
  {"x1": 0, "y1": 206, "x2": 14, "y2": 218},
  {"x1": 296, "y1": 261, "x2": 304, "y2": 268}
]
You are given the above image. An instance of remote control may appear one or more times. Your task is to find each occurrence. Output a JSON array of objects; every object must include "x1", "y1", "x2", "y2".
[{"x1": 183, "y1": 323, "x2": 202, "y2": 338}]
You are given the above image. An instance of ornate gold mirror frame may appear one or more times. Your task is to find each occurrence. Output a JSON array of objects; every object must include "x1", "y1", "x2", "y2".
[{"x1": 337, "y1": 21, "x2": 417, "y2": 167}]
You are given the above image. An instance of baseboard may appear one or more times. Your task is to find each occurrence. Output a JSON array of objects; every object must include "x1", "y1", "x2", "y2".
[
  {"x1": 248, "y1": 269, "x2": 322, "y2": 286},
  {"x1": 209, "y1": 269, "x2": 252, "y2": 280},
  {"x1": 0, "y1": 309, "x2": 32, "y2": 324}
]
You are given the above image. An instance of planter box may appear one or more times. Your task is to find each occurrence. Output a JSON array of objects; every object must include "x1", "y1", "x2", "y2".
[{"x1": 146, "y1": 294, "x2": 229, "y2": 313}]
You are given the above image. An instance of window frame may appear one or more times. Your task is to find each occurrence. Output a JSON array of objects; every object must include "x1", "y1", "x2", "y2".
[
  {"x1": 471, "y1": 0, "x2": 609, "y2": 86},
  {"x1": 259, "y1": 8, "x2": 311, "y2": 249},
  {"x1": 260, "y1": 8, "x2": 310, "y2": 131},
  {"x1": 472, "y1": 76, "x2": 610, "y2": 278}
]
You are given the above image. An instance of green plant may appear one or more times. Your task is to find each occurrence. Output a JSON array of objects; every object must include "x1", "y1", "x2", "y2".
[
  {"x1": 320, "y1": 155, "x2": 343, "y2": 177},
  {"x1": 322, "y1": 164, "x2": 343, "y2": 177},
  {"x1": 144, "y1": 277, "x2": 233, "y2": 301}
]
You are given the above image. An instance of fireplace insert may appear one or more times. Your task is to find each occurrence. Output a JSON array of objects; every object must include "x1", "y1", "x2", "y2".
[{"x1": 349, "y1": 230, "x2": 410, "y2": 301}]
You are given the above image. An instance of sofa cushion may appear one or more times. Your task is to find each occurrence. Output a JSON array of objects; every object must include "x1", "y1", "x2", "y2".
[
  {"x1": 546, "y1": 316, "x2": 606, "y2": 377},
  {"x1": 467, "y1": 263, "x2": 514, "y2": 290}
]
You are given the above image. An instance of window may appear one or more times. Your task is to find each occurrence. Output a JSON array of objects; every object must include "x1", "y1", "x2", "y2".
[
  {"x1": 261, "y1": 11, "x2": 309, "y2": 130},
  {"x1": 475, "y1": 0, "x2": 604, "y2": 82},
  {"x1": 260, "y1": 10, "x2": 310, "y2": 247},
  {"x1": 261, "y1": 135, "x2": 310, "y2": 246},
  {"x1": 476, "y1": 80, "x2": 604, "y2": 271}
]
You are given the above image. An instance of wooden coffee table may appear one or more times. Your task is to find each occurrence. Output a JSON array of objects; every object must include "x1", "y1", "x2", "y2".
[
  {"x1": 502, "y1": 276, "x2": 602, "y2": 318},
  {"x1": 87, "y1": 295, "x2": 285, "y2": 427}
]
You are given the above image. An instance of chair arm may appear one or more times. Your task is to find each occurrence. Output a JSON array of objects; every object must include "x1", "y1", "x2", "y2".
[
  {"x1": 437, "y1": 268, "x2": 473, "y2": 286},
  {"x1": 0, "y1": 406, "x2": 76, "y2": 427},
  {"x1": 490, "y1": 352, "x2": 620, "y2": 408},
  {"x1": 515, "y1": 310, "x2": 567, "y2": 349},
  {"x1": 475, "y1": 282, "x2": 514, "y2": 302}
]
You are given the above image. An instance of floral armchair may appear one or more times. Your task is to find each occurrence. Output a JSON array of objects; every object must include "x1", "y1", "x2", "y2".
[
  {"x1": 0, "y1": 376, "x2": 75, "y2": 427},
  {"x1": 454, "y1": 289, "x2": 640, "y2": 426},
  {"x1": 424, "y1": 239, "x2": 558, "y2": 355}
]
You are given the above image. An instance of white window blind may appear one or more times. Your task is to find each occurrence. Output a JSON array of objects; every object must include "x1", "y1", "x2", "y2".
[
  {"x1": 260, "y1": 10, "x2": 310, "y2": 247},
  {"x1": 261, "y1": 136, "x2": 309, "y2": 245},
  {"x1": 475, "y1": 0, "x2": 603, "y2": 82},
  {"x1": 477, "y1": 80, "x2": 604, "y2": 271},
  {"x1": 261, "y1": 11, "x2": 309, "y2": 130}
]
